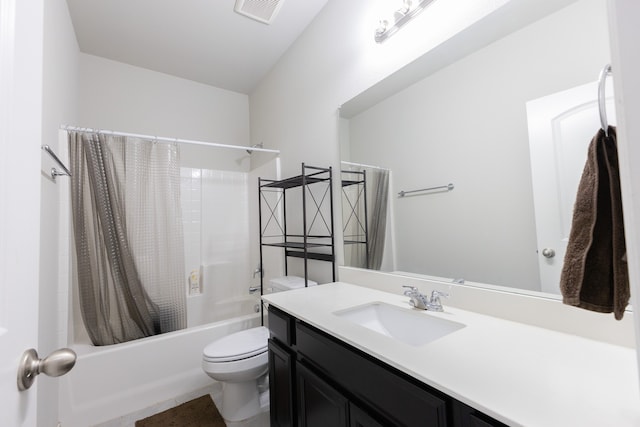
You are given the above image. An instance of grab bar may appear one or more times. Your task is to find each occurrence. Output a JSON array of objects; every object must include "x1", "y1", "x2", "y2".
[
  {"x1": 598, "y1": 64, "x2": 612, "y2": 137},
  {"x1": 42, "y1": 145, "x2": 71, "y2": 181},
  {"x1": 398, "y1": 183, "x2": 454, "y2": 198}
]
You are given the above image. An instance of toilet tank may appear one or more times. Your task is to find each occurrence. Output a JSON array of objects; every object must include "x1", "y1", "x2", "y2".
[{"x1": 269, "y1": 276, "x2": 317, "y2": 292}]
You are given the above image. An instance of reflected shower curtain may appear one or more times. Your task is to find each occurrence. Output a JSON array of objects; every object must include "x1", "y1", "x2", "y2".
[
  {"x1": 345, "y1": 167, "x2": 389, "y2": 270},
  {"x1": 69, "y1": 131, "x2": 186, "y2": 345}
]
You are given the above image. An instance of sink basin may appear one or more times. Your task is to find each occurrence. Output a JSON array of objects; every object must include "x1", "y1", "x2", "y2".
[{"x1": 334, "y1": 302, "x2": 465, "y2": 346}]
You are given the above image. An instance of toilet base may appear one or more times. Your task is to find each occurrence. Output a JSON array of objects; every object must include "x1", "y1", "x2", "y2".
[
  {"x1": 219, "y1": 381, "x2": 270, "y2": 422},
  {"x1": 224, "y1": 409, "x2": 269, "y2": 427}
]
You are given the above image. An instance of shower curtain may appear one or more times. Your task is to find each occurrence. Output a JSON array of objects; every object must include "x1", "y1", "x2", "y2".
[
  {"x1": 344, "y1": 167, "x2": 390, "y2": 270},
  {"x1": 69, "y1": 131, "x2": 186, "y2": 345}
]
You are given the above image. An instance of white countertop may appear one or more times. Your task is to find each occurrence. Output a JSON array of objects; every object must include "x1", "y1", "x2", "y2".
[{"x1": 262, "y1": 282, "x2": 640, "y2": 427}]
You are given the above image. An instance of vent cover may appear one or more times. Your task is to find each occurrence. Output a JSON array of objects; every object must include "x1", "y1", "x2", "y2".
[{"x1": 234, "y1": 0, "x2": 285, "y2": 25}]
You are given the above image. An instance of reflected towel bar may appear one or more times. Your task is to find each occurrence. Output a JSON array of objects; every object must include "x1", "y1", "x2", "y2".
[
  {"x1": 42, "y1": 145, "x2": 71, "y2": 181},
  {"x1": 598, "y1": 64, "x2": 612, "y2": 137},
  {"x1": 398, "y1": 183, "x2": 454, "y2": 197}
]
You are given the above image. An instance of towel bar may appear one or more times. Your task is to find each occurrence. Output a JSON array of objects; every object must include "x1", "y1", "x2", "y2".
[
  {"x1": 42, "y1": 145, "x2": 71, "y2": 182},
  {"x1": 598, "y1": 64, "x2": 612, "y2": 136},
  {"x1": 398, "y1": 183, "x2": 454, "y2": 197}
]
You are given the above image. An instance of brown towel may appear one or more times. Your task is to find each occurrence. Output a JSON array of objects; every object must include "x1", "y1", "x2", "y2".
[{"x1": 560, "y1": 126, "x2": 629, "y2": 320}]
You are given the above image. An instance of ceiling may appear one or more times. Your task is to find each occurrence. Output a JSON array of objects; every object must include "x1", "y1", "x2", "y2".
[{"x1": 65, "y1": 0, "x2": 329, "y2": 94}]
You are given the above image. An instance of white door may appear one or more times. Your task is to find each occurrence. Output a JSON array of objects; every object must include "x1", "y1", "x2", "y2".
[
  {"x1": 0, "y1": 0, "x2": 43, "y2": 425},
  {"x1": 526, "y1": 79, "x2": 615, "y2": 294}
]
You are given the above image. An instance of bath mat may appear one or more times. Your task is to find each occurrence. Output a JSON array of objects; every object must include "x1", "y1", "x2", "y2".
[{"x1": 135, "y1": 394, "x2": 225, "y2": 427}]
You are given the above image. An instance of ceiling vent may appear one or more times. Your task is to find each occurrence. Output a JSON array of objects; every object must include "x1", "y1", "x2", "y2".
[{"x1": 234, "y1": 0, "x2": 285, "y2": 25}]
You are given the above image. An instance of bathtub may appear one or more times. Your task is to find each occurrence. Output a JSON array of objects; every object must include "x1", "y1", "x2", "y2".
[{"x1": 58, "y1": 299, "x2": 262, "y2": 426}]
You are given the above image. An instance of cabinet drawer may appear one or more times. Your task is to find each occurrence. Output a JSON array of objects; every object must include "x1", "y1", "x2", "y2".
[
  {"x1": 296, "y1": 321, "x2": 448, "y2": 427},
  {"x1": 269, "y1": 305, "x2": 294, "y2": 346}
]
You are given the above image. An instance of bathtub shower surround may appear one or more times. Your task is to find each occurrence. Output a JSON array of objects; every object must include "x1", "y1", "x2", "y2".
[
  {"x1": 60, "y1": 129, "x2": 280, "y2": 424},
  {"x1": 69, "y1": 131, "x2": 186, "y2": 345},
  {"x1": 181, "y1": 167, "x2": 253, "y2": 328},
  {"x1": 59, "y1": 309, "x2": 261, "y2": 426}
]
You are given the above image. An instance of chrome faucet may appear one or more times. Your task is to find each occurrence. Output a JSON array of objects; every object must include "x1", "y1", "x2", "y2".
[{"x1": 402, "y1": 286, "x2": 448, "y2": 311}]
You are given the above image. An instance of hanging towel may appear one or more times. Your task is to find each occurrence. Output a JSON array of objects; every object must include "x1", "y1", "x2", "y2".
[{"x1": 560, "y1": 126, "x2": 629, "y2": 320}]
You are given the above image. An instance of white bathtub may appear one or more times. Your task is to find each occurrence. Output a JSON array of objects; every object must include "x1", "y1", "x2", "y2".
[{"x1": 59, "y1": 300, "x2": 262, "y2": 426}]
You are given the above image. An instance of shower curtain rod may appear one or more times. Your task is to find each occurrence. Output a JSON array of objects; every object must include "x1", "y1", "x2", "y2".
[
  {"x1": 60, "y1": 125, "x2": 281, "y2": 154},
  {"x1": 341, "y1": 160, "x2": 388, "y2": 170}
]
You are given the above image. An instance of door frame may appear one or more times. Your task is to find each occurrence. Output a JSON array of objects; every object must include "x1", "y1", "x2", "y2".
[
  {"x1": 607, "y1": 0, "x2": 640, "y2": 383},
  {"x1": 0, "y1": 0, "x2": 44, "y2": 425}
]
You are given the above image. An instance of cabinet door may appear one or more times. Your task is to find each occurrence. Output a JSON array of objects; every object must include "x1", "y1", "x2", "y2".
[
  {"x1": 350, "y1": 403, "x2": 385, "y2": 427},
  {"x1": 269, "y1": 339, "x2": 295, "y2": 427},
  {"x1": 452, "y1": 400, "x2": 509, "y2": 427},
  {"x1": 297, "y1": 362, "x2": 349, "y2": 427}
]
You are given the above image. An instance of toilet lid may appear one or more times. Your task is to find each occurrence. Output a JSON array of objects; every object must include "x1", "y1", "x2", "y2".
[{"x1": 203, "y1": 326, "x2": 269, "y2": 362}]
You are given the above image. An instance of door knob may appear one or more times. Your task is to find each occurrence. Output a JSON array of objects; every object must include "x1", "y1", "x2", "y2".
[
  {"x1": 17, "y1": 348, "x2": 77, "y2": 391},
  {"x1": 541, "y1": 248, "x2": 556, "y2": 258}
]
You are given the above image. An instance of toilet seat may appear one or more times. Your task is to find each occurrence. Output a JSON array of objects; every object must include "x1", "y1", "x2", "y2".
[{"x1": 203, "y1": 326, "x2": 269, "y2": 363}]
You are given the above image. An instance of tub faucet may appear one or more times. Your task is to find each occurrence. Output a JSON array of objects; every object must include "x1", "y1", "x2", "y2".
[
  {"x1": 252, "y1": 265, "x2": 262, "y2": 279},
  {"x1": 402, "y1": 286, "x2": 448, "y2": 311}
]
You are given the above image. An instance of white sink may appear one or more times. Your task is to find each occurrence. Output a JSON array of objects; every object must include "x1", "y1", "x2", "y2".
[{"x1": 334, "y1": 302, "x2": 465, "y2": 346}]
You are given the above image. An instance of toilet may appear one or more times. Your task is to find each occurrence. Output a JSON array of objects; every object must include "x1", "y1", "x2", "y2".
[{"x1": 202, "y1": 276, "x2": 317, "y2": 423}]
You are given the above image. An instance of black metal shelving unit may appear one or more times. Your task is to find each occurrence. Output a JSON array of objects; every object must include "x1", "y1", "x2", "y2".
[
  {"x1": 258, "y1": 164, "x2": 336, "y2": 322},
  {"x1": 341, "y1": 169, "x2": 369, "y2": 267}
]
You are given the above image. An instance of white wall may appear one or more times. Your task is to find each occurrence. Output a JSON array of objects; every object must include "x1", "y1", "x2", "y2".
[
  {"x1": 249, "y1": 0, "x2": 526, "y2": 176},
  {"x1": 346, "y1": 0, "x2": 609, "y2": 291},
  {"x1": 78, "y1": 53, "x2": 250, "y2": 145},
  {"x1": 39, "y1": 0, "x2": 79, "y2": 425}
]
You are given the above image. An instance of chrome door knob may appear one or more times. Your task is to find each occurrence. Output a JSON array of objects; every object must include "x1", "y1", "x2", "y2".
[
  {"x1": 541, "y1": 248, "x2": 556, "y2": 258},
  {"x1": 17, "y1": 348, "x2": 77, "y2": 391}
]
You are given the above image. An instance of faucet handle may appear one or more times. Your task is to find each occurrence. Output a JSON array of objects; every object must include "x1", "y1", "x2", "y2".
[
  {"x1": 402, "y1": 285, "x2": 418, "y2": 296},
  {"x1": 252, "y1": 265, "x2": 262, "y2": 279},
  {"x1": 429, "y1": 290, "x2": 449, "y2": 302}
]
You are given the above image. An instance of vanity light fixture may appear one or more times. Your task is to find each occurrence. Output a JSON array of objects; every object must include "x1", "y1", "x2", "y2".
[{"x1": 375, "y1": 0, "x2": 438, "y2": 43}]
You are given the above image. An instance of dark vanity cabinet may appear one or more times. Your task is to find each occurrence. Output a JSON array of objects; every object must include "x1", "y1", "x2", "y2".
[{"x1": 268, "y1": 305, "x2": 509, "y2": 427}]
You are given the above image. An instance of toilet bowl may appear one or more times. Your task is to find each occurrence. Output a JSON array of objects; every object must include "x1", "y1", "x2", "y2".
[
  {"x1": 201, "y1": 276, "x2": 316, "y2": 423},
  {"x1": 202, "y1": 326, "x2": 269, "y2": 422}
]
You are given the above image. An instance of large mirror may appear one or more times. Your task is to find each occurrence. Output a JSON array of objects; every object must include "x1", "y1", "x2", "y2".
[{"x1": 339, "y1": 0, "x2": 613, "y2": 296}]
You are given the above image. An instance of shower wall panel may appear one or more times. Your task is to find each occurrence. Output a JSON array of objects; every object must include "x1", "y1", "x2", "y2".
[{"x1": 182, "y1": 167, "x2": 251, "y2": 328}]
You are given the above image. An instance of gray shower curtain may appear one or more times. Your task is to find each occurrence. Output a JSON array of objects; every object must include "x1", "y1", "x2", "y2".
[
  {"x1": 367, "y1": 169, "x2": 389, "y2": 270},
  {"x1": 69, "y1": 131, "x2": 186, "y2": 345},
  {"x1": 344, "y1": 167, "x2": 389, "y2": 270}
]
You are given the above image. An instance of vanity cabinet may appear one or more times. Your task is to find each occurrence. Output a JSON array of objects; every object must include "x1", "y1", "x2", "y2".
[{"x1": 268, "y1": 306, "x2": 508, "y2": 427}]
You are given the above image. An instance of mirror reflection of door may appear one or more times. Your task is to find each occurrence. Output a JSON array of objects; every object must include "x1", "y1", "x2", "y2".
[{"x1": 526, "y1": 79, "x2": 615, "y2": 294}]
